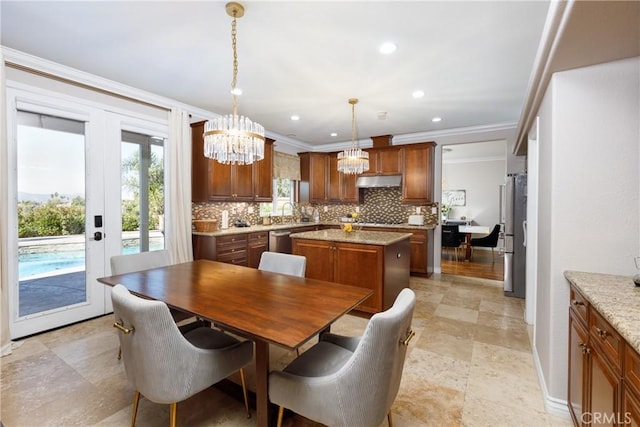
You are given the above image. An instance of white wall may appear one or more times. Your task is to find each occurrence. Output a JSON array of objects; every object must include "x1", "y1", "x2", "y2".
[
  {"x1": 534, "y1": 57, "x2": 640, "y2": 412},
  {"x1": 442, "y1": 159, "x2": 505, "y2": 227}
]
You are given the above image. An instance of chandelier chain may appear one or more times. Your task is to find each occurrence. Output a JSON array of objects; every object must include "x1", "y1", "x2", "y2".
[{"x1": 231, "y1": 13, "x2": 239, "y2": 116}]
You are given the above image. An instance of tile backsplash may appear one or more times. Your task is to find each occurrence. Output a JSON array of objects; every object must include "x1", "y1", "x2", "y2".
[{"x1": 193, "y1": 187, "x2": 438, "y2": 228}]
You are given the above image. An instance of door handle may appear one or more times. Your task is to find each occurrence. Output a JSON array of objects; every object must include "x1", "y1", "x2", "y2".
[{"x1": 93, "y1": 231, "x2": 103, "y2": 241}]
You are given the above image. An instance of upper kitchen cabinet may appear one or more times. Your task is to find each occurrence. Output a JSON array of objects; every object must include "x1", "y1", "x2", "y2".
[
  {"x1": 328, "y1": 153, "x2": 358, "y2": 203},
  {"x1": 299, "y1": 152, "x2": 328, "y2": 203},
  {"x1": 191, "y1": 121, "x2": 274, "y2": 202},
  {"x1": 401, "y1": 142, "x2": 435, "y2": 204},
  {"x1": 362, "y1": 146, "x2": 402, "y2": 176}
]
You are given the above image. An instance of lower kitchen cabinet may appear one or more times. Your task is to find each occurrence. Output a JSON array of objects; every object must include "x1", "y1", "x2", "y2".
[
  {"x1": 361, "y1": 226, "x2": 431, "y2": 275},
  {"x1": 568, "y1": 284, "x2": 628, "y2": 426},
  {"x1": 247, "y1": 231, "x2": 269, "y2": 268},
  {"x1": 192, "y1": 234, "x2": 248, "y2": 266},
  {"x1": 292, "y1": 237, "x2": 409, "y2": 313}
]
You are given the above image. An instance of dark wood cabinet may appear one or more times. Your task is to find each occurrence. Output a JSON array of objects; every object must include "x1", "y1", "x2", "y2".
[
  {"x1": 292, "y1": 237, "x2": 409, "y2": 313},
  {"x1": 191, "y1": 121, "x2": 274, "y2": 202},
  {"x1": 361, "y1": 226, "x2": 430, "y2": 275},
  {"x1": 247, "y1": 231, "x2": 269, "y2": 268},
  {"x1": 568, "y1": 284, "x2": 627, "y2": 427},
  {"x1": 362, "y1": 146, "x2": 402, "y2": 176},
  {"x1": 192, "y1": 233, "x2": 247, "y2": 266},
  {"x1": 401, "y1": 142, "x2": 435, "y2": 204},
  {"x1": 327, "y1": 153, "x2": 341, "y2": 202},
  {"x1": 299, "y1": 152, "x2": 328, "y2": 203}
]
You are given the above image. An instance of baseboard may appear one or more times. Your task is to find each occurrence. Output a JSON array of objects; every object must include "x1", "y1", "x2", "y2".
[{"x1": 532, "y1": 344, "x2": 572, "y2": 419}]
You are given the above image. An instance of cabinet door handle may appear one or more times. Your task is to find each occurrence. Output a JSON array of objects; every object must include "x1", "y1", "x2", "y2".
[
  {"x1": 579, "y1": 343, "x2": 591, "y2": 355},
  {"x1": 571, "y1": 300, "x2": 584, "y2": 307},
  {"x1": 596, "y1": 327, "x2": 608, "y2": 338}
]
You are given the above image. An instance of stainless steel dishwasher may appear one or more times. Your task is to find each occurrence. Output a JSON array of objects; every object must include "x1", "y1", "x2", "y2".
[{"x1": 269, "y1": 230, "x2": 292, "y2": 253}]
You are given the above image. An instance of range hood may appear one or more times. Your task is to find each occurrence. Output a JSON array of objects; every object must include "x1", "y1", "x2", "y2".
[{"x1": 355, "y1": 175, "x2": 402, "y2": 188}]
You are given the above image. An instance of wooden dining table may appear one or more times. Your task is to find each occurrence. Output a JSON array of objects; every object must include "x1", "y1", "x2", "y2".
[
  {"x1": 97, "y1": 259, "x2": 372, "y2": 427},
  {"x1": 458, "y1": 225, "x2": 490, "y2": 261}
]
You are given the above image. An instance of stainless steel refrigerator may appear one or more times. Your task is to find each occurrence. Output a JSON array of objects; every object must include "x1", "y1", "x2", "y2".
[{"x1": 500, "y1": 173, "x2": 527, "y2": 298}]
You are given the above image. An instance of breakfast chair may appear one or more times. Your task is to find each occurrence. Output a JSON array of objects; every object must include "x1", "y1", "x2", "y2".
[
  {"x1": 110, "y1": 250, "x2": 199, "y2": 359},
  {"x1": 441, "y1": 225, "x2": 465, "y2": 261},
  {"x1": 470, "y1": 223, "x2": 501, "y2": 262},
  {"x1": 111, "y1": 284, "x2": 253, "y2": 427},
  {"x1": 259, "y1": 251, "x2": 307, "y2": 355},
  {"x1": 258, "y1": 251, "x2": 307, "y2": 277},
  {"x1": 268, "y1": 288, "x2": 416, "y2": 427}
]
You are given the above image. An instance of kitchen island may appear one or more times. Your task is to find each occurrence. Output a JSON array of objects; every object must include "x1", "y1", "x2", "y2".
[{"x1": 291, "y1": 229, "x2": 411, "y2": 313}]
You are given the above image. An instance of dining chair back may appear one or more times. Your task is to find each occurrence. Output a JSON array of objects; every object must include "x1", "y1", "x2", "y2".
[
  {"x1": 470, "y1": 223, "x2": 501, "y2": 261},
  {"x1": 441, "y1": 224, "x2": 465, "y2": 261},
  {"x1": 111, "y1": 284, "x2": 253, "y2": 426},
  {"x1": 258, "y1": 251, "x2": 306, "y2": 277},
  {"x1": 110, "y1": 249, "x2": 171, "y2": 275},
  {"x1": 268, "y1": 288, "x2": 416, "y2": 427}
]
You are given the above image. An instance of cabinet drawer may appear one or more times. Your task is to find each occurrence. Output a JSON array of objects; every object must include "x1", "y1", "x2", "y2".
[
  {"x1": 217, "y1": 250, "x2": 247, "y2": 265},
  {"x1": 248, "y1": 232, "x2": 269, "y2": 243},
  {"x1": 570, "y1": 285, "x2": 589, "y2": 327},
  {"x1": 217, "y1": 234, "x2": 248, "y2": 246},
  {"x1": 589, "y1": 307, "x2": 623, "y2": 373},
  {"x1": 626, "y1": 346, "x2": 640, "y2": 398}
]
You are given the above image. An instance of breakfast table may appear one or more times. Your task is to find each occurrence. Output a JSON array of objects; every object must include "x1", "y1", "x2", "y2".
[
  {"x1": 458, "y1": 225, "x2": 490, "y2": 261},
  {"x1": 97, "y1": 259, "x2": 372, "y2": 427}
]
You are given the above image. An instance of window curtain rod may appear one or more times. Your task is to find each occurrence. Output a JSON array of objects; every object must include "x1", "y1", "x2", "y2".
[{"x1": 5, "y1": 61, "x2": 171, "y2": 112}]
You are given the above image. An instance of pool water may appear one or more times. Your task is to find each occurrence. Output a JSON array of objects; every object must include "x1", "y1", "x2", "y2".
[{"x1": 19, "y1": 243, "x2": 164, "y2": 279}]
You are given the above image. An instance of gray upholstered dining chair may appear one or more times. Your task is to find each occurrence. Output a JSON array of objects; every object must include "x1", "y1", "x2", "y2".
[
  {"x1": 268, "y1": 288, "x2": 416, "y2": 427},
  {"x1": 110, "y1": 250, "x2": 197, "y2": 359},
  {"x1": 258, "y1": 251, "x2": 307, "y2": 277},
  {"x1": 111, "y1": 284, "x2": 253, "y2": 427}
]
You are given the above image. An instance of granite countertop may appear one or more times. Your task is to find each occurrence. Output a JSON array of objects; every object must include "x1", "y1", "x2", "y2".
[
  {"x1": 192, "y1": 221, "x2": 435, "y2": 237},
  {"x1": 564, "y1": 270, "x2": 640, "y2": 354},
  {"x1": 289, "y1": 228, "x2": 412, "y2": 246}
]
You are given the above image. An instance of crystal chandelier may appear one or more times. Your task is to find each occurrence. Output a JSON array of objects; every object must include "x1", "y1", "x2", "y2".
[
  {"x1": 203, "y1": 2, "x2": 265, "y2": 165},
  {"x1": 337, "y1": 98, "x2": 369, "y2": 174}
]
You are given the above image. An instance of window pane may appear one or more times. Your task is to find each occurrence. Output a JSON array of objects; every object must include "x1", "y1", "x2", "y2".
[{"x1": 120, "y1": 132, "x2": 165, "y2": 254}]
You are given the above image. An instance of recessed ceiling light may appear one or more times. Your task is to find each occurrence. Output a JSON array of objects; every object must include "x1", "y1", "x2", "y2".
[
  {"x1": 377, "y1": 112, "x2": 387, "y2": 120},
  {"x1": 379, "y1": 42, "x2": 397, "y2": 55},
  {"x1": 412, "y1": 90, "x2": 425, "y2": 99},
  {"x1": 330, "y1": 132, "x2": 338, "y2": 137},
  {"x1": 290, "y1": 115, "x2": 300, "y2": 121},
  {"x1": 432, "y1": 117, "x2": 442, "y2": 123},
  {"x1": 230, "y1": 87, "x2": 242, "y2": 95}
]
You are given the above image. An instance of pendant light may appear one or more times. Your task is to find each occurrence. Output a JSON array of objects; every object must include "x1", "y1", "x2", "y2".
[
  {"x1": 203, "y1": 2, "x2": 265, "y2": 165},
  {"x1": 337, "y1": 98, "x2": 369, "y2": 174}
]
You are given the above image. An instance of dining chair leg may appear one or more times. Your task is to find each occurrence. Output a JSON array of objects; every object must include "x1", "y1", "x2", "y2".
[
  {"x1": 387, "y1": 410, "x2": 393, "y2": 427},
  {"x1": 276, "y1": 406, "x2": 284, "y2": 427},
  {"x1": 169, "y1": 402, "x2": 177, "y2": 427},
  {"x1": 239, "y1": 368, "x2": 251, "y2": 418},
  {"x1": 130, "y1": 390, "x2": 141, "y2": 427}
]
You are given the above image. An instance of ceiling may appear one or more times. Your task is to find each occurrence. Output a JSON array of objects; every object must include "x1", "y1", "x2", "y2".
[{"x1": 1, "y1": 1, "x2": 550, "y2": 148}]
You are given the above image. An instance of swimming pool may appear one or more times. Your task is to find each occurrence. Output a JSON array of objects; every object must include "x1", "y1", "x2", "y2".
[{"x1": 19, "y1": 242, "x2": 164, "y2": 280}]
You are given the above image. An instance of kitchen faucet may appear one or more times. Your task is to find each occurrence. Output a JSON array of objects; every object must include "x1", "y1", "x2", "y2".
[{"x1": 282, "y1": 202, "x2": 294, "y2": 224}]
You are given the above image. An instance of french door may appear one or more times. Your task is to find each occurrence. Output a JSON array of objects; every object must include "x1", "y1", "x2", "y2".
[{"x1": 7, "y1": 87, "x2": 167, "y2": 339}]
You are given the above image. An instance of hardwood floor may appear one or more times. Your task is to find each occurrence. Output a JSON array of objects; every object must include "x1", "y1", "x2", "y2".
[{"x1": 441, "y1": 247, "x2": 504, "y2": 281}]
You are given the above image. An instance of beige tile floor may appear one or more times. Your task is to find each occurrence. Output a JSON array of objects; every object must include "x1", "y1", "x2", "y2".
[{"x1": 1, "y1": 274, "x2": 574, "y2": 427}]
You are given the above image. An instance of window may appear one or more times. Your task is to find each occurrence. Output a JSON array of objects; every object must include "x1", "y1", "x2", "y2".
[{"x1": 260, "y1": 178, "x2": 294, "y2": 216}]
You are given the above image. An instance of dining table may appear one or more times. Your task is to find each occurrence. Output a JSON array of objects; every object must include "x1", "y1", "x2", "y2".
[
  {"x1": 458, "y1": 225, "x2": 490, "y2": 261},
  {"x1": 97, "y1": 259, "x2": 372, "y2": 427}
]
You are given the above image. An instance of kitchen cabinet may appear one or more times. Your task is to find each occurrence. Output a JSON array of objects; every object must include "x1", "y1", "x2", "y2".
[
  {"x1": 361, "y1": 226, "x2": 431, "y2": 276},
  {"x1": 567, "y1": 284, "x2": 625, "y2": 426},
  {"x1": 192, "y1": 233, "x2": 248, "y2": 266},
  {"x1": 401, "y1": 142, "x2": 435, "y2": 203},
  {"x1": 191, "y1": 121, "x2": 274, "y2": 202},
  {"x1": 300, "y1": 152, "x2": 357, "y2": 203},
  {"x1": 247, "y1": 231, "x2": 269, "y2": 268},
  {"x1": 299, "y1": 152, "x2": 328, "y2": 203},
  {"x1": 362, "y1": 146, "x2": 402, "y2": 176},
  {"x1": 291, "y1": 231, "x2": 410, "y2": 313}
]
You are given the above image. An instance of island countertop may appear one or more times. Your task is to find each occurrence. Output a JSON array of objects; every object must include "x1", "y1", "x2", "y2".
[
  {"x1": 290, "y1": 229, "x2": 412, "y2": 246},
  {"x1": 564, "y1": 270, "x2": 640, "y2": 355}
]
